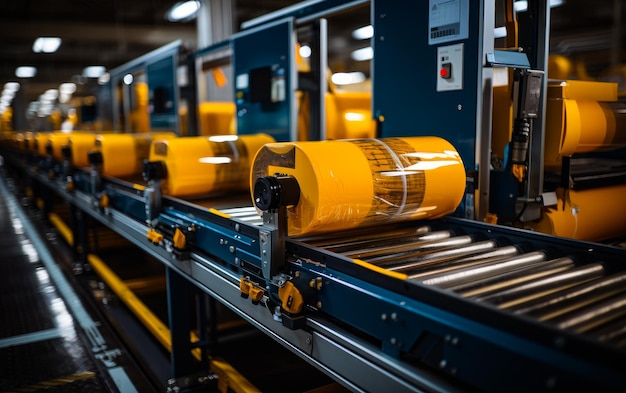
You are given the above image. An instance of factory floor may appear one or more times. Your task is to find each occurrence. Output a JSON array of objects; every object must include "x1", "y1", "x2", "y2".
[
  {"x1": 0, "y1": 176, "x2": 155, "y2": 393},
  {"x1": 0, "y1": 171, "x2": 348, "y2": 393}
]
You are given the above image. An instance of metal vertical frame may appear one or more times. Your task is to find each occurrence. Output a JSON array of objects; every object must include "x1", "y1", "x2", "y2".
[
  {"x1": 310, "y1": 18, "x2": 328, "y2": 141},
  {"x1": 167, "y1": 266, "x2": 208, "y2": 377},
  {"x1": 476, "y1": 0, "x2": 496, "y2": 221},
  {"x1": 517, "y1": 0, "x2": 550, "y2": 221}
]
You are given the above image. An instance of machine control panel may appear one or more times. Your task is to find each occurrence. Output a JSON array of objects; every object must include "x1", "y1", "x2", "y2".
[{"x1": 436, "y1": 43, "x2": 464, "y2": 91}]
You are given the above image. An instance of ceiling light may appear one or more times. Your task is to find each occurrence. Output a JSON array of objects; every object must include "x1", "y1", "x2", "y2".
[
  {"x1": 299, "y1": 45, "x2": 312, "y2": 59},
  {"x1": 351, "y1": 47, "x2": 373, "y2": 62},
  {"x1": 83, "y1": 66, "x2": 106, "y2": 78},
  {"x1": 123, "y1": 74, "x2": 134, "y2": 85},
  {"x1": 514, "y1": 0, "x2": 564, "y2": 12},
  {"x1": 33, "y1": 37, "x2": 62, "y2": 53},
  {"x1": 167, "y1": 1, "x2": 201, "y2": 22},
  {"x1": 4, "y1": 82, "x2": 20, "y2": 92},
  {"x1": 98, "y1": 73, "x2": 111, "y2": 85},
  {"x1": 16, "y1": 66, "x2": 37, "y2": 78},
  {"x1": 331, "y1": 72, "x2": 366, "y2": 85},
  {"x1": 494, "y1": 27, "x2": 507, "y2": 39},
  {"x1": 59, "y1": 83, "x2": 76, "y2": 94},
  {"x1": 352, "y1": 25, "x2": 374, "y2": 40}
]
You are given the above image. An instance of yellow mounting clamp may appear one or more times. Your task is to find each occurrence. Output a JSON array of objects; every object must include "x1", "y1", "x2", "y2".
[
  {"x1": 248, "y1": 286, "x2": 265, "y2": 303},
  {"x1": 99, "y1": 193, "x2": 110, "y2": 208},
  {"x1": 147, "y1": 229, "x2": 163, "y2": 245},
  {"x1": 172, "y1": 228, "x2": 187, "y2": 250},
  {"x1": 239, "y1": 277, "x2": 265, "y2": 304},
  {"x1": 278, "y1": 281, "x2": 304, "y2": 314},
  {"x1": 239, "y1": 277, "x2": 251, "y2": 298}
]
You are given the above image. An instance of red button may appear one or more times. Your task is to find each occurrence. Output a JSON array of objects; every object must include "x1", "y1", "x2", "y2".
[{"x1": 440, "y1": 68, "x2": 449, "y2": 78}]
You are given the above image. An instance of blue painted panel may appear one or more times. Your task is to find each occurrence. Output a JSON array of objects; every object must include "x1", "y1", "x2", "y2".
[
  {"x1": 233, "y1": 19, "x2": 294, "y2": 141},
  {"x1": 147, "y1": 56, "x2": 178, "y2": 131},
  {"x1": 373, "y1": 0, "x2": 482, "y2": 170}
]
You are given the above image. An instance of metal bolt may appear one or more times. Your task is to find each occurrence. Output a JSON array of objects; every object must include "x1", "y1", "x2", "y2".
[
  {"x1": 380, "y1": 36, "x2": 385, "y2": 41},
  {"x1": 457, "y1": 104, "x2": 463, "y2": 111},
  {"x1": 316, "y1": 301, "x2": 323, "y2": 309},
  {"x1": 391, "y1": 312, "x2": 398, "y2": 321},
  {"x1": 439, "y1": 359, "x2": 447, "y2": 368},
  {"x1": 235, "y1": 257, "x2": 240, "y2": 266},
  {"x1": 306, "y1": 337, "x2": 311, "y2": 345},
  {"x1": 381, "y1": 313, "x2": 388, "y2": 321},
  {"x1": 234, "y1": 223, "x2": 240, "y2": 232},
  {"x1": 390, "y1": 337, "x2": 396, "y2": 345},
  {"x1": 219, "y1": 239, "x2": 225, "y2": 245},
  {"x1": 451, "y1": 337, "x2": 459, "y2": 346},
  {"x1": 229, "y1": 245, "x2": 235, "y2": 253}
]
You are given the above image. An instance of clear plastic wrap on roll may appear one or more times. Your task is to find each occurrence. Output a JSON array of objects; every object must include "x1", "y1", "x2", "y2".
[
  {"x1": 150, "y1": 134, "x2": 275, "y2": 197},
  {"x1": 251, "y1": 136, "x2": 466, "y2": 236}
]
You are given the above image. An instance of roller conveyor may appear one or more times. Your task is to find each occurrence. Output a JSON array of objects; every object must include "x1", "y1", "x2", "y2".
[
  {"x1": 293, "y1": 223, "x2": 626, "y2": 350},
  {"x1": 3, "y1": 135, "x2": 626, "y2": 393}
]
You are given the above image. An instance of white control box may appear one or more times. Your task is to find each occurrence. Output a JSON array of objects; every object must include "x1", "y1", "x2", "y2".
[{"x1": 436, "y1": 43, "x2": 464, "y2": 92}]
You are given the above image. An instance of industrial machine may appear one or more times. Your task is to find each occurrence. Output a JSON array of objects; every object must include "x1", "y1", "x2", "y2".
[{"x1": 1, "y1": 0, "x2": 626, "y2": 392}]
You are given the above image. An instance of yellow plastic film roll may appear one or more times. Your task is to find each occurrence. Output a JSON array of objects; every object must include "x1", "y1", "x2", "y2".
[
  {"x1": 529, "y1": 185, "x2": 626, "y2": 242},
  {"x1": 150, "y1": 133, "x2": 275, "y2": 197},
  {"x1": 96, "y1": 132, "x2": 176, "y2": 178},
  {"x1": 34, "y1": 132, "x2": 52, "y2": 156},
  {"x1": 47, "y1": 133, "x2": 72, "y2": 161},
  {"x1": 250, "y1": 136, "x2": 466, "y2": 236},
  {"x1": 68, "y1": 133, "x2": 97, "y2": 167}
]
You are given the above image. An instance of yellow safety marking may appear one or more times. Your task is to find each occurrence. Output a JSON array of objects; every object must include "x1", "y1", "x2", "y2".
[
  {"x1": 211, "y1": 358, "x2": 261, "y2": 393},
  {"x1": 46, "y1": 205, "x2": 262, "y2": 393},
  {"x1": 2, "y1": 371, "x2": 96, "y2": 392},
  {"x1": 209, "y1": 208, "x2": 232, "y2": 219},
  {"x1": 212, "y1": 68, "x2": 228, "y2": 88},
  {"x1": 48, "y1": 213, "x2": 74, "y2": 245},
  {"x1": 133, "y1": 183, "x2": 146, "y2": 191},
  {"x1": 352, "y1": 259, "x2": 408, "y2": 281}
]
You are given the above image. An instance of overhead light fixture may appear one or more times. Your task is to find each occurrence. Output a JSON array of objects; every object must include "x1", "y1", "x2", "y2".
[
  {"x1": 16, "y1": 66, "x2": 37, "y2": 78},
  {"x1": 494, "y1": 27, "x2": 507, "y2": 39},
  {"x1": 167, "y1": 1, "x2": 201, "y2": 22},
  {"x1": 351, "y1": 47, "x2": 373, "y2": 62},
  {"x1": 98, "y1": 73, "x2": 111, "y2": 85},
  {"x1": 83, "y1": 66, "x2": 106, "y2": 78},
  {"x1": 4, "y1": 82, "x2": 20, "y2": 92},
  {"x1": 123, "y1": 74, "x2": 134, "y2": 85},
  {"x1": 299, "y1": 44, "x2": 312, "y2": 59},
  {"x1": 33, "y1": 37, "x2": 62, "y2": 53},
  {"x1": 514, "y1": 0, "x2": 564, "y2": 12},
  {"x1": 352, "y1": 25, "x2": 374, "y2": 40},
  {"x1": 331, "y1": 72, "x2": 366, "y2": 85},
  {"x1": 59, "y1": 83, "x2": 76, "y2": 94}
]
